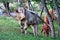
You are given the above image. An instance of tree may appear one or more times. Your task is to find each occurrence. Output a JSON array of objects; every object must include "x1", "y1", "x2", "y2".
[
  {"x1": 41, "y1": 0, "x2": 55, "y2": 37},
  {"x1": 27, "y1": 0, "x2": 34, "y2": 11},
  {"x1": 3, "y1": 1, "x2": 9, "y2": 13},
  {"x1": 53, "y1": 0, "x2": 60, "y2": 37},
  {"x1": 39, "y1": 6, "x2": 44, "y2": 17},
  {"x1": 0, "y1": 0, "x2": 14, "y2": 10},
  {"x1": 0, "y1": 0, "x2": 15, "y2": 15}
]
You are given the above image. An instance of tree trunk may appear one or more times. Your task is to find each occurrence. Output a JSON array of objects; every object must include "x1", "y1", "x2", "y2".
[
  {"x1": 27, "y1": 0, "x2": 30, "y2": 10},
  {"x1": 41, "y1": 0, "x2": 55, "y2": 37},
  {"x1": 53, "y1": 0, "x2": 60, "y2": 36},
  {"x1": 27, "y1": 0, "x2": 34, "y2": 11},
  {"x1": 3, "y1": 2, "x2": 10, "y2": 16},
  {"x1": 19, "y1": 0, "x2": 24, "y2": 7},
  {"x1": 37, "y1": 2, "x2": 44, "y2": 17},
  {"x1": 3, "y1": 2, "x2": 9, "y2": 11},
  {"x1": 17, "y1": 0, "x2": 20, "y2": 6},
  {"x1": 40, "y1": 6, "x2": 44, "y2": 17}
]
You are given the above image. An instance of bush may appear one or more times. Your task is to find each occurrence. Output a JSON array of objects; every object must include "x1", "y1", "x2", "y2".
[
  {"x1": 0, "y1": 16, "x2": 7, "y2": 20},
  {"x1": 9, "y1": 3, "x2": 18, "y2": 12},
  {"x1": 9, "y1": 6, "x2": 16, "y2": 12}
]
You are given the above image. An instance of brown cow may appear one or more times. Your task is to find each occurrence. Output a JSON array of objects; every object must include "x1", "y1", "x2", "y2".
[
  {"x1": 41, "y1": 23, "x2": 51, "y2": 36},
  {"x1": 15, "y1": 6, "x2": 41, "y2": 36},
  {"x1": 41, "y1": 9, "x2": 55, "y2": 36},
  {"x1": 44, "y1": 9, "x2": 55, "y2": 24}
]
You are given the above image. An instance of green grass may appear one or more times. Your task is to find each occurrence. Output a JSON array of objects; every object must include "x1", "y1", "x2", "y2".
[{"x1": 0, "y1": 16, "x2": 60, "y2": 40}]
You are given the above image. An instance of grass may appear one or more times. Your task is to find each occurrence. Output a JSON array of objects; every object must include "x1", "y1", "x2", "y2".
[{"x1": 0, "y1": 16, "x2": 60, "y2": 40}]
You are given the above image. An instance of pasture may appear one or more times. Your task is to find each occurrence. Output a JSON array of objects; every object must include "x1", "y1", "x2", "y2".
[{"x1": 0, "y1": 16, "x2": 60, "y2": 40}]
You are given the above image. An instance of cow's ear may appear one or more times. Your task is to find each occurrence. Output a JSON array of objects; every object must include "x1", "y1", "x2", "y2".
[
  {"x1": 16, "y1": 9, "x2": 19, "y2": 13},
  {"x1": 23, "y1": 0, "x2": 26, "y2": 3}
]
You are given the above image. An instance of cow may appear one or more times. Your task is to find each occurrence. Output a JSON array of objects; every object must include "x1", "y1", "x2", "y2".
[
  {"x1": 41, "y1": 23, "x2": 51, "y2": 36},
  {"x1": 41, "y1": 9, "x2": 56, "y2": 36},
  {"x1": 15, "y1": 6, "x2": 42, "y2": 36},
  {"x1": 44, "y1": 9, "x2": 55, "y2": 24}
]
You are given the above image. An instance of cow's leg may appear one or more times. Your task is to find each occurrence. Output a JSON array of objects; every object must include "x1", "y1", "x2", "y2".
[
  {"x1": 18, "y1": 20, "x2": 21, "y2": 27},
  {"x1": 44, "y1": 31, "x2": 46, "y2": 36},
  {"x1": 31, "y1": 24, "x2": 38, "y2": 36},
  {"x1": 21, "y1": 25, "x2": 24, "y2": 33},
  {"x1": 23, "y1": 20, "x2": 27, "y2": 35},
  {"x1": 18, "y1": 20, "x2": 24, "y2": 33},
  {"x1": 41, "y1": 29, "x2": 43, "y2": 35},
  {"x1": 46, "y1": 31, "x2": 49, "y2": 37},
  {"x1": 20, "y1": 21, "x2": 25, "y2": 33},
  {"x1": 34, "y1": 25, "x2": 38, "y2": 36}
]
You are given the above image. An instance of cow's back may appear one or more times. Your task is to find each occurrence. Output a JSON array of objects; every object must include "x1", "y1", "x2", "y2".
[{"x1": 25, "y1": 10, "x2": 40, "y2": 25}]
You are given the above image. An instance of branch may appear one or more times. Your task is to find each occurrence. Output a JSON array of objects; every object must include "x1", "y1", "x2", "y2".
[{"x1": 40, "y1": 6, "x2": 44, "y2": 17}]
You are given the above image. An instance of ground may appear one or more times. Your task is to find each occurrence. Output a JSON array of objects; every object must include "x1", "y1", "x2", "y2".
[{"x1": 0, "y1": 16, "x2": 60, "y2": 40}]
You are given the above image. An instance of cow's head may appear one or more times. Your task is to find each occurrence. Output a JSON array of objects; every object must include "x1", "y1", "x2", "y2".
[{"x1": 15, "y1": 8, "x2": 25, "y2": 21}]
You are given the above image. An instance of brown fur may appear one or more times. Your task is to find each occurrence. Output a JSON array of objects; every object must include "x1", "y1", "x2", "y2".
[
  {"x1": 15, "y1": 9, "x2": 25, "y2": 21},
  {"x1": 41, "y1": 9, "x2": 55, "y2": 36},
  {"x1": 41, "y1": 23, "x2": 51, "y2": 36},
  {"x1": 15, "y1": 6, "x2": 39, "y2": 36}
]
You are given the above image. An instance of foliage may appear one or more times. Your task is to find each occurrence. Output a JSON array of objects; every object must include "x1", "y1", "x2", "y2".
[
  {"x1": 0, "y1": 0, "x2": 15, "y2": 3},
  {"x1": 58, "y1": 0, "x2": 60, "y2": 7},
  {"x1": 9, "y1": 3, "x2": 18, "y2": 12},
  {"x1": 32, "y1": 0, "x2": 41, "y2": 2},
  {"x1": 46, "y1": 0, "x2": 53, "y2": 9}
]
